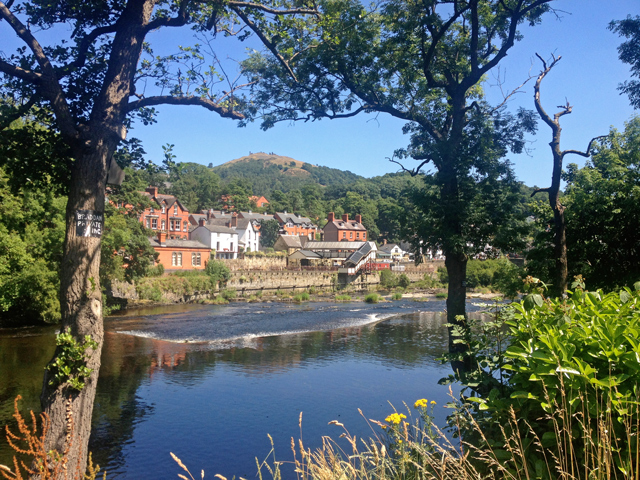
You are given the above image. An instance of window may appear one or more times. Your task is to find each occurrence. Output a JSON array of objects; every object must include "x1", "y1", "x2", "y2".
[
  {"x1": 192, "y1": 252, "x2": 201, "y2": 266},
  {"x1": 150, "y1": 207, "x2": 154, "y2": 213},
  {"x1": 177, "y1": 252, "x2": 182, "y2": 266},
  {"x1": 162, "y1": 205, "x2": 165, "y2": 213},
  {"x1": 169, "y1": 220, "x2": 174, "y2": 231},
  {"x1": 174, "y1": 204, "x2": 178, "y2": 215},
  {"x1": 216, "y1": 241, "x2": 220, "y2": 251},
  {"x1": 362, "y1": 233, "x2": 366, "y2": 240},
  {"x1": 146, "y1": 218, "x2": 150, "y2": 228},
  {"x1": 356, "y1": 232, "x2": 360, "y2": 239},
  {"x1": 183, "y1": 222, "x2": 187, "y2": 232},
  {"x1": 172, "y1": 252, "x2": 177, "y2": 266},
  {"x1": 151, "y1": 218, "x2": 158, "y2": 229},
  {"x1": 230, "y1": 242, "x2": 234, "y2": 252},
  {"x1": 161, "y1": 220, "x2": 166, "y2": 230},
  {"x1": 350, "y1": 232, "x2": 353, "y2": 239},
  {"x1": 342, "y1": 232, "x2": 346, "y2": 239}
]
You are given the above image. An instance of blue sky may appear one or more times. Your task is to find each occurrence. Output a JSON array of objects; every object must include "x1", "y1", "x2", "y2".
[{"x1": 2, "y1": 1, "x2": 638, "y2": 187}]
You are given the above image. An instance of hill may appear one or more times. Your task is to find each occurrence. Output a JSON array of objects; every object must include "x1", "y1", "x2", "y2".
[{"x1": 211, "y1": 152, "x2": 364, "y2": 196}]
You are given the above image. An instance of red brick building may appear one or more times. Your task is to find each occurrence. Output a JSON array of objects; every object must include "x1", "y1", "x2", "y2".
[
  {"x1": 149, "y1": 231, "x2": 210, "y2": 271},
  {"x1": 140, "y1": 186, "x2": 190, "y2": 240},
  {"x1": 274, "y1": 212, "x2": 319, "y2": 239},
  {"x1": 323, "y1": 213, "x2": 367, "y2": 242}
]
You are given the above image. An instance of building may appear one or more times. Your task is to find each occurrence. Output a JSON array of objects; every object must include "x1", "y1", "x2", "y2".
[
  {"x1": 149, "y1": 231, "x2": 210, "y2": 270},
  {"x1": 140, "y1": 186, "x2": 190, "y2": 240},
  {"x1": 322, "y1": 213, "x2": 367, "y2": 242},
  {"x1": 249, "y1": 196, "x2": 269, "y2": 208},
  {"x1": 190, "y1": 220, "x2": 239, "y2": 259},
  {"x1": 274, "y1": 211, "x2": 318, "y2": 238},
  {"x1": 273, "y1": 234, "x2": 305, "y2": 255},
  {"x1": 206, "y1": 215, "x2": 259, "y2": 253},
  {"x1": 378, "y1": 243, "x2": 405, "y2": 261}
]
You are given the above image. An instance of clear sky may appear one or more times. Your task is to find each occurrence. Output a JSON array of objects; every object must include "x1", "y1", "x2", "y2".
[{"x1": 2, "y1": 1, "x2": 638, "y2": 187}]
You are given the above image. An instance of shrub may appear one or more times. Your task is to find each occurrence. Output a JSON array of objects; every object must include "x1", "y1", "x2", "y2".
[
  {"x1": 398, "y1": 273, "x2": 411, "y2": 288},
  {"x1": 205, "y1": 259, "x2": 231, "y2": 286},
  {"x1": 219, "y1": 288, "x2": 236, "y2": 301},
  {"x1": 379, "y1": 269, "x2": 397, "y2": 288},
  {"x1": 137, "y1": 283, "x2": 162, "y2": 301},
  {"x1": 443, "y1": 281, "x2": 640, "y2": 478},
  {"x1": 435, "y1": 292, "x2": 447, "y2": 299},
  {"x1": 335, "y1": 294, "x2": 351, "y2": 301},
  {"x1": 147, "y1": 263, "x2": 164, "y2": 277},
  {"x1": 364, "y1": 293, "x2": 381, "y2": 303},
  {"x1": 391, "y1": 292, "x2": 403, "y2": 300}
]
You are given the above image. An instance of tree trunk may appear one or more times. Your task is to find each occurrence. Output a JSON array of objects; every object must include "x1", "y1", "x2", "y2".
[
  {"x1": 445, "y1": 251, "x2": 472, "y2": 374},
  {"x1": 550, "y1": 194, "x2": 568, "y2": 297},
  {"x1": 39, "y1": 138, "x2": 114, "y2": 479}
]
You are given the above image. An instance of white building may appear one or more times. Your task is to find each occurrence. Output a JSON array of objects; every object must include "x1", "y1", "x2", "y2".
[
  {"x1": 206, "y1": 216, "x2": 260, "y2": 253},
  {"x1": 190, "y1": 221, "x2": 239, "y2": 259}
]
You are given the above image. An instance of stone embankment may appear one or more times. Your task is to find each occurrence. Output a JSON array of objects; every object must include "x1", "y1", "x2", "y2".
[{"x1": 109, "y1": 259, "x2": 445, "y2": 305}]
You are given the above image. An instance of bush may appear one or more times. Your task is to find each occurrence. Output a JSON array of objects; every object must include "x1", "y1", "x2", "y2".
[
  {"x1": 147, "y1": 263, "x2": 164, "y2": 277},
  {"x1": 335, "y1": 294, "x2": 351, "y2": 301},
  {"x1": 220, "y1": 288, "x2": 236, "y2": 301},
  {"x1": 379, "y1": 269, "x2": 397, "y2": 288},
  {"x1": 391, "y1": 292, "x2": 403, "y2": 300},
  {"x1": 435, "y1": 292, "x2": 447, "y2": 299},
  {"x1": 398, "y1": 273, "x2": 411, "y2": 288},
  {"x1": 137, "y1": 283, "x2": 162, "y2": 302},
  {"x1": 205, "y1": 259, "x2": 231, "y2": 286},
  {"x1": 444, "y1": 281, "x2": 640, "y2": 477},
  {"x1": 364, "y1": 293, "x2": 381, "y2": 303}
]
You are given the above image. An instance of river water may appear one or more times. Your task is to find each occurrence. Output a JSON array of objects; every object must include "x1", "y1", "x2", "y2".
[{"x1": 0, "y1": 299, "x2": 486, "y2": 479}]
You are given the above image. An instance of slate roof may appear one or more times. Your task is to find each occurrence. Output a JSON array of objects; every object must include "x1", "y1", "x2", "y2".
[
  {"x1": 149, "y1": 238, "x2": 209, "y2": 249},
  {"x1": 276, "y1": 235, "x2": 303, "y2": 248},
  {"x1": 304, "y1": 241, "x2": 370, "y2": 250},
  {"x1": 239, "y1": 212, "x2": 276, "y2": 222},
  {"x1": 141, "y1": 192, "x2": 188, "y2": 211},
  {"x1": 326, "y1": 219, "x2": 366, "y2": 231},
  {"x1": 195, "y1": 224, "x2": 238, "y2": 235},
  {"x1": 289, "y1": 249, "x2": 322, "y2": 260},
  {"x1": 379, "y1": 244, "x2": 402, "y2": 254},
  {"x1": 344, "y1": 242, "x2": 374, "y2": 268},
  {"x1": 275, "y1": 212, "x2": 316, "y2": 227},
  {"x1": 206, "y1": 217, "x2": 254, "y2": 230}
]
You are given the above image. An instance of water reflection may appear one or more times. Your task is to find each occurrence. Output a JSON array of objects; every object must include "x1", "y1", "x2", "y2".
[{"x1": 0, "y1": 301, "x2": 485, "y2": 479}]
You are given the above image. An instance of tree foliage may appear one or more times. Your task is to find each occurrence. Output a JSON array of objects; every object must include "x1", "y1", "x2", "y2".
[{"x1": 610, "y1": 15, "x2": 640, "y2": 109}]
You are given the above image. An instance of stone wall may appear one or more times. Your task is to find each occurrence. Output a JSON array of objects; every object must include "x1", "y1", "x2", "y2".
[
  {"x1": 227, "y1": 269, "x2": 380, "y2": 293},
  {"x1": 224, "y1": 256, "x2": 288, "y2": 271}
]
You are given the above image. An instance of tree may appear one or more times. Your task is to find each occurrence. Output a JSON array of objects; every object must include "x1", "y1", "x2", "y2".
[
  {"x1": 259, "y1": 219, "x2": 281, "y2": 248},
  {"x1": 530, "y1": 54, "x2": 603, "y2": 297},
  {"x1": 245, "y1": 0, "x2": 551, "y2": 366},
  {"x1": 561, "y1": 117, "x2": 640, "y2": 289},
  {"x1": 610, "y1": 16, "x2": 640, "y2": 109},
  {"x1": 168, "y1": 162, "x2": 221, "y2": 213},
  {"x1": 0, "y1": 0, "x2": 318, "y2": 475}
]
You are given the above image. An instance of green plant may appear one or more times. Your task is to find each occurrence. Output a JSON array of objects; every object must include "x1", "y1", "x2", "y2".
[
  {"x1": 397, "y1": 274, "x2": 411, "y2": 289},
  {"x1": 205, "y1": 259, "x2": 231, "y2": 286},
  {"x1": 335, "y1": 294, "x2": 351, "y2": 301},
  {"x1": 379, "y1": 269, "x2": 398, "y2": 288},
  {"x1": 435, "y1": 292, "x2": 447, "y2": 299},
  {"x1": 220, "y1": 288, "x2": 236, "y2": 301},
  {"x1": 391, "y1": 292, "x2": 403, "y2": 300},
  {"x1": 46, "y1": 329, "x2": 98, "y2": 391},
  {"x1": 364, "y1": 293, "x2": 381, "y2": 303}
]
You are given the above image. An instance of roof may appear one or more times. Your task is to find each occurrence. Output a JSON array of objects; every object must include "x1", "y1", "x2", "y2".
[
  {"x1": 325, "y1": 219, "x2": 366, "y2": 231},
  {"x1": 275, "y1": 235, "x2": 303, "y2": 248},
  {"x1": 206, "y1": 217, "x2": 254, "y2": 231},
  {"x1": 344, "y1": 242, "x2": 374, "y2": 267},
  {"x1": 195, "y1": 224, "x2": 238, "y2": 235},
  {"x1": 304, "y1": 241, "x2": 373, "y2": 251},
  {"x1": 149, "y1": 238, "x2": 209, "y2": 249},
  {"x1": 289, "y1": 249, "x2": 322, "y2": 260},
  {"x1": 275, "y1": 212, "x2": 315, "y2": 226},
  {"x1": 379, "y1": 244, "x2": 402, "y2": 254},
  {"x1": 239, "y1": 212, "x2": 276, "y2": 222},
  {"x1": 141, "y1": 192, "x2": 188, "y2": 212}
]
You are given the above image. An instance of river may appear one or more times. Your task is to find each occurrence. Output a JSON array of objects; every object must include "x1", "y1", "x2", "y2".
[{"x1": 0, "y1": 299, "x2": 486, "y2": 479}]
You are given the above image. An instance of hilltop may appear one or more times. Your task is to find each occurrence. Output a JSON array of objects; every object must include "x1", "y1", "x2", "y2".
[{"x1": 211, "y1": 152, "x2": 364, "y2": 196}]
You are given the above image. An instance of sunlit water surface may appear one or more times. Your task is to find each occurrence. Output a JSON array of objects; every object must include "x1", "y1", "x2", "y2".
[{"x1": 0, "y1": 300, "x2": 487, "y2": 479}]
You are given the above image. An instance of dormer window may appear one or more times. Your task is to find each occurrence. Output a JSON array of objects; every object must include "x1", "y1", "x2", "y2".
[
  {"x1": 162, "y1": 205, "x2": 166, "y2": 213},
  {"x1": 150, "y1": 207, "x2": 154, "y2": 213},
  {"x1": 174, "y1": 204, "x2": 178, "y2": 215}
]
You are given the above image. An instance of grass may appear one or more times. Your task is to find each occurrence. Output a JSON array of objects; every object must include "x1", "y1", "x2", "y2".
[
  {"x1": 391, "y1": 292, "x2": 403, "y2": 300},
  {"x1": 335, "y1": 294, "x2": 351, "y2": 302},
  {"x1": 364, "y1": 293, "x2": 382, "y2": 303},
  {"x1": 435, "y1": 292, "x2": 447, "y2": 299}
]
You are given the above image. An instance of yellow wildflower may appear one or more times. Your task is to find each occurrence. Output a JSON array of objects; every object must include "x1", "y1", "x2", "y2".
[
  {"x1": 385, "y1": 413, "x2": 407, "y2": 425},
  {"x1": 430, "y1": 400, "x2": 437, "y2": 405},
  {"x1": 414, "y1": 399, "x2": 428, "y2": 409}
]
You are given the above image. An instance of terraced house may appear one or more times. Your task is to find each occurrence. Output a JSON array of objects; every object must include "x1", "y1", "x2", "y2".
[{"x1": 322, "y1": 213, "x2": 367, "y2": 242}]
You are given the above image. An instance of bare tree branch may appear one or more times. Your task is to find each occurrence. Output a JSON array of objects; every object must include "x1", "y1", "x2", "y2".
[
  {"x1": 531, "y1": 186, "x2": 550, "y2": 197},
  {"x1": 389, "y1": 156, "x2": 431, "y2": 177},
  {"x1": 0, "y1": 58, "x2": 42, "y2": 82},
  {"x1": 145, "y1": 1, "x2": 190, "y2": 31},
  {"x1": 126, "y1": 95, "x2": 244, "y2": 119},
  {"x1": 562, "y1": 135, "x2": 608, "y2": 158}
]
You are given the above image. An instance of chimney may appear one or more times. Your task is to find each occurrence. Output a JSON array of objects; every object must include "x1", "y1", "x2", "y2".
[
  {"x1": 199, "y1": 218, "x2": 206, "y2": 227},
  {"x1": 231, "y1": 214, "x2": 238, "y2": 228},
  {"x1": 146, "y1": 186, "x2": 158, "y2": 197},
  {"x1": 158, "y1": 231, "x2": 167, "y2": 246},
  {"x1": 342, "y1": 213, "x2": 349, "y2": 222},
  {"x1": 383, "y1": 238, "x2": 387, "y2": 245},
  {"x1": 355, "y1": 214, "x2": 362, "y2": 224},
  {"x1": 327, "y1": 212, "x2": 335, "y2": 222}
]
